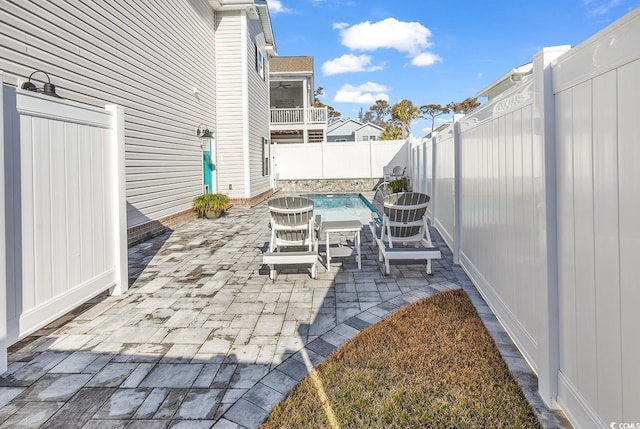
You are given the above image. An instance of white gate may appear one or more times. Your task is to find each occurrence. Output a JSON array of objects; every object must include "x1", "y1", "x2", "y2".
[{"x1": 1, "y1": 81, "x2": 127, "y2": 372}]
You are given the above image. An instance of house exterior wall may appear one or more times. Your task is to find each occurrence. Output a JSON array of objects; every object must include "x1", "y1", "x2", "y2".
[
  {"x1": 354, "y1": 124, "x2": 382, "y2": 141},
  {"x1": 327, "y1": 120, "x2": 360, "y2": 142},
  {"x1": 327, "y1": 120, "x2": 361, "y2": 137},
  {"x1": 327, "y1": 134, "x2": 352, "y2": 142},
  {"x1": 215, "y1": 12, "x2": 246, "y2": 199},
  {"x1": 247, "y1": 18, "x2": 272, "y2": 201},
  {"x1": 0, "y1": 0, "x2": 217, "y2": 232},
  {"x1": 216, "y1": 11, "x2": 272, "y2": 203}
]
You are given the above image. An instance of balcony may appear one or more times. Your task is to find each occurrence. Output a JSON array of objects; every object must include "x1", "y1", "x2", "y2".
[
  {"x1": 270, "y1": 106, "x2": 328, "y2": 143},
  {"x1": 270, "y1": 106, "x2": 328, "y2": 126}
]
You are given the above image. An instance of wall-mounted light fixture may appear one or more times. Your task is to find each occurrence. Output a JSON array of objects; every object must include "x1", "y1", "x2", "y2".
[
  {"x1": 21, "y1": 70, "x2": 62, "y2": 98},
  {"x1": 196, "y1": 124, "x2": 214, "y2": 139},
  {"x1": 197, "y1": 124, "x2": 214, "y2": 150}
]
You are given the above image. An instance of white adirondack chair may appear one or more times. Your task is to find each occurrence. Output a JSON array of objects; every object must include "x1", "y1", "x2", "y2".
[
  {"x1": 263, "y1": 196, "x2": 318, "y2": 280},
  {"x1": 376, "y1": 192, "x2": 441, "y2": 275}
]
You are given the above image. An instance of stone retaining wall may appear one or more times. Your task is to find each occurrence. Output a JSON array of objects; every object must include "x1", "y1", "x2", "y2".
[{"x1": 276, "y1": 178, "x2": 383, "y2": 194}]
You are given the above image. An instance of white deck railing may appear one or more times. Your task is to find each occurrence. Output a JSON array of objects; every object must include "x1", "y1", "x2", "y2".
[{"x1": 270, "y1": 107, "x2": 327, "y2": 125}]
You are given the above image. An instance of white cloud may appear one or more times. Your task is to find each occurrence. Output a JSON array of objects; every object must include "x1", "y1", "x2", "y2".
[
  {"x1": 583, "y1": 0, "x2": 622, "y2": 16},
  {"x1": 335, "y1": 17, "x2": 441, "y2": 68},
  {"x1": 411, "y1": 52, "x2": 442, "y2": 67},
  {"x1": 267, "y1": 0, "x2": 290, "y2": 14},
  {"x1": 477, "y1": 72, "x2": 483, "y2": 79},
  {"x1": 338, "y1": 18, "x2": 432, "y2": 55},
  {"x1": 322, "y1": 54, "x2": 384, "y2": 75},
  {"x1": 333, "y1": 82, "x2": 389, "y2": 104}
]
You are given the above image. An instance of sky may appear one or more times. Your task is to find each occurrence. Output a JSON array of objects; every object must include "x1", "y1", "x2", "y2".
[{"x1": 265, "y1": 0, "x2": 639, "y2": 136}]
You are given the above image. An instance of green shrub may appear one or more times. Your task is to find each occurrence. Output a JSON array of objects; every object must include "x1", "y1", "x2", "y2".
[
  {"x1": 192, "y1": 193, "x2": 230, "y2": 218},
  {"x1": 388, "y1": 178, "x2": 409, "y2": 193}
]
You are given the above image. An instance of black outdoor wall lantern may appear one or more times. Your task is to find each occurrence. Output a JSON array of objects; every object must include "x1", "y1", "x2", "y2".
[{"x1": 21, "y1": 70, "x2": 62, "y2": 98}]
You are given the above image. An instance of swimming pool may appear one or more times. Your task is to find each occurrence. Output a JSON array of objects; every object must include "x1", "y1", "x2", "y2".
[{"x1": 304, "y1": 194, "x2": 377, "y2": 224}]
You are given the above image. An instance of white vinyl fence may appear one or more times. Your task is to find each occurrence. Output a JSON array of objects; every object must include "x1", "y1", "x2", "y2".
[
  {"x1": 410, "y1": 9, "x2": 640, "y2": 428},
  {"x1": 272, "y1": 139, "x2": 408, "y2": 180},
  {"x1": 1, "y1": 81, "x2": 128, "y2": 373}
]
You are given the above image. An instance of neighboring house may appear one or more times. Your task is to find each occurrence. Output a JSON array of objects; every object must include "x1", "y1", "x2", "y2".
[
  {"x1": 269, "y1": 56, "x2": 327, "y2": 143},
  {"x1": 354, "y1": 122, "x2": 384, "y2": 142},
  {"x1": 327, "y1": 119, "x2": 383, "y2": 142},
  {"x1": 0, "y1": 0, "x2": 276, "y2": 244},
  {"x1": 423, "y1": 122, "x2": 451, "y2": 141},
  {"x1": 477, "y1": 62, "x2": 533, "y2": 101}
]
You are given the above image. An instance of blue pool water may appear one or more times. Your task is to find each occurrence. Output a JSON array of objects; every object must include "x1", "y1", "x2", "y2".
[{"x1": 304, "y1": 194, "x2": 376, "y2": 224}]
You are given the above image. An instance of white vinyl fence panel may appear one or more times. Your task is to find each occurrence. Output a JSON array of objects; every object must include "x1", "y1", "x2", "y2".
[
  {"x1": 273, "y1": 143, "x2": 323, "y2": 179},
  {"x1": 1, "y1": 85, "x2": 127, "y2": 373},
  {"x1": 433, "y1": 130, "x2": 455, "y2": 249},
  {"x1": 457, "y1": 77, "x2": 542, "y2": 371},
  {"x1": 552, "y1": 10, "x2": 640, "y2": 426},
  {"x1": 323, "y1": 142, "x2": 373, "y2": 178},
  {"x1": 273, "y1": 139, "x2": 406, "y2": 180},
  {"x1": 406, "y1": 9, "x2": 640, "y2": 427}
]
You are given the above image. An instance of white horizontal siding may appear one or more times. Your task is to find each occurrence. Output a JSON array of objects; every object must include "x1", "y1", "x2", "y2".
[
  {"x1": 215, "y1": 12, "x2": 245, "y2": 198},
  {"x1": 0, "y1": 0, "x2": 217, "y2": 228},
  {"x1": 247, "y1": 18, "x2": 271, "y2": 198}
]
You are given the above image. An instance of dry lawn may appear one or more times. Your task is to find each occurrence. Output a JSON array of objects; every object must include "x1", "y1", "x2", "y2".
[{"x1": 260, "y1": 289, "x2": 540, "y2": 429}]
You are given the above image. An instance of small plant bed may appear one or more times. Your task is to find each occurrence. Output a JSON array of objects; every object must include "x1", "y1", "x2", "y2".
[
  {"x1": 260, "y1": 289, "x2": 540, "y2": 428},
  {"x1": 387, "y1": 178, "x2": 409, "y2": 193},
  {"x1": 192, "y1": 193, "x2": 230, "y2": 219}
]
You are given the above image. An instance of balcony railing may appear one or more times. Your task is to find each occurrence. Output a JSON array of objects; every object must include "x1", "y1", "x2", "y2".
[{"x1": 270, "y1": 107, "x2": 328, "y2": 125}]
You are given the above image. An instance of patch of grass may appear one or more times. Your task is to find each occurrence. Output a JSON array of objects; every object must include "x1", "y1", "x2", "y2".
[{"x1": 260, "y1": 289, "x2": 540, "y2": 429}]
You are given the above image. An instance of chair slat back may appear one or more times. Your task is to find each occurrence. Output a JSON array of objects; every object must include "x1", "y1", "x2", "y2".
[
  {"x1": 383, "y1": 192, "x2": 430, "y2": 239},
  {"x1": 268, "y1": 196, "x2": 314, "y2": 243}
]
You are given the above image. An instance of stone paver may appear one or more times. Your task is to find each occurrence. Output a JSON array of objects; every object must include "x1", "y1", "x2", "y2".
[{"x1": 0, "y1": 202, "x2": 570, "y2": 428}]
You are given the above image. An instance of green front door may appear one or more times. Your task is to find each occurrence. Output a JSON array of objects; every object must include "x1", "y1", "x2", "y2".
[{"x1": 202, "y1": 138, "x2": 215, "y2": 193}]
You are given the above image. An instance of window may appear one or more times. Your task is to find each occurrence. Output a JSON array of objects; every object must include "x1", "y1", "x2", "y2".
[
  {"x1": 370, "y1": 135, "x2": 377, "y2": 141},
  {"x1": 255, "y1": 44, "x2": 265, "y2": 80},
  {"x1": 362, "y1": 135, "x2": 369, "y2": 141},
  {"x1": 262, "y1": 137, "x2": 270, "y2": 176}
]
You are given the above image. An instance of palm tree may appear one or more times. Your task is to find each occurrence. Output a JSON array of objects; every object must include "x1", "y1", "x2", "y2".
[{"x1": 391, "y1": 99, "x2": 419, "y2": 139}]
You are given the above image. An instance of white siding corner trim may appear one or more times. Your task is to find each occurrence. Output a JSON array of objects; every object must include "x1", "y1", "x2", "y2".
[{"x1": 241, "y1": 12, "x2": 251, "y2": 198}]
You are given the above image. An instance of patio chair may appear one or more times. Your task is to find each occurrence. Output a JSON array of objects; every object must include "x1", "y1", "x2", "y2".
[
  {"x1": 262, "y1": 196, "x2": 319, "y2": 280},
  {"x1": 368, "y1": 182, "x2": 389, "y2": 244},
  {"x1": 384, "y1": 165, "x2": 406, "y2": 182},
  {"x1": 376, "y1": 192, "x2": 441, "y2": 275}
]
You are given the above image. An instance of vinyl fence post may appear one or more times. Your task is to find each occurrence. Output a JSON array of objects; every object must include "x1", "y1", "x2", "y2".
[
  {"x1": 453, "y1": 114, "x2": 464, "y2": 265},
  {"x1": 430, "y1": 133, "x2": 438, "y2": 224},
  {"x1": 105, "y1": 105, "x2": 128, "y2": 296},
  {"x1": 533, "y1": 45, "x2": 569, "y2": 409},
  {"x1": 0, "y1": 72, "x2": 7, "y2": 373}
]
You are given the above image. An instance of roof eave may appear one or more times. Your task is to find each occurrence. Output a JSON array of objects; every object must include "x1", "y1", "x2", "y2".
[
  {"x1": 209, "y1": 0, "x2": 277, "y2": 56},
  {"x1": 476, "y1": 62, "x2": 533, "y2": 97}
]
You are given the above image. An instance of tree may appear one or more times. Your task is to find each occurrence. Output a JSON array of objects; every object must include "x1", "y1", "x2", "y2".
[
  {"x1": 447, "y1": 97, "x2": 481, "y2": 114},
  {"x1": 419, "y1": 104, "x2": 450, "y2": 134},
  {"x1": 314, "y1": 86, "x2": 341, "y2": 119},
  {"x1": 390, "y1": 99, "x2": 419, "y2": 139},
  {"x1": 380, "y1": 125, "x2": 402, "y2": 140},
  {"x1": 369, "y1": 99, "x2": 391, "y2": 127},
  {"x1": 358, "y1": 107, "x2": 374, "y2": 124}
]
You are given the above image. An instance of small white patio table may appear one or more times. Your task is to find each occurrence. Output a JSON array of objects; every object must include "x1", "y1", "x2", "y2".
[{"x1": 320, "y1": 220, "x2": 362, "y2": 271}]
